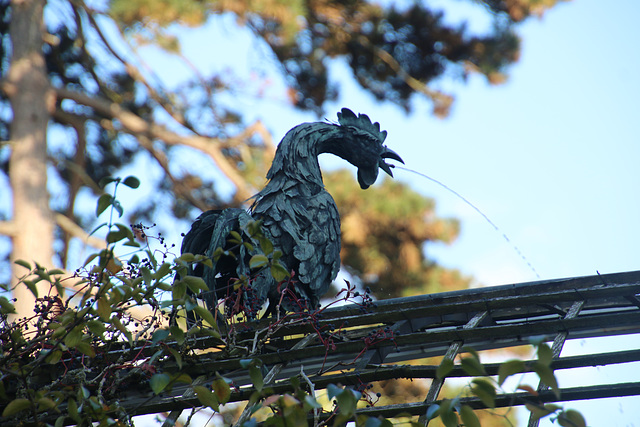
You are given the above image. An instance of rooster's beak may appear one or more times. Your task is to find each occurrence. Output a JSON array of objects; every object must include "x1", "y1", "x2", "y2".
[{"x1": 380, "y1": 148, "x2": 404, "y2": 177}]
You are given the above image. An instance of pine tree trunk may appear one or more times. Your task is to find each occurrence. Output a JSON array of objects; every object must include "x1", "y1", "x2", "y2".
[{"x1": 6, "y1": 0, "x2": 55, "y2": 320}]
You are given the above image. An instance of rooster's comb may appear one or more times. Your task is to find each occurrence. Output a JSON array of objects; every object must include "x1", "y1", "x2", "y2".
[{"x1": 337, "y1": 108, "x2": 388, "y2": 143}]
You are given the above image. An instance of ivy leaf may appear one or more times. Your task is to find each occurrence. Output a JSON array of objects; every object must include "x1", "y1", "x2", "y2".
[
  {"x1": 14, "y1": 259, "x2": 32, "y2": 270},
  {"x1": 212, "y1": 378, "x2": 231, "y2": 405},
  {"x1": 558, "y1": 409, "x2": 586, "y2": 427},
  {"x1": 438, "y1": 400, "x2": 458, "y2": 427},
  {"x1": 0, "y1": 296, "x2": 16, "y2": 315},
  {"x1": 249, "y1": 364, "x2": 264, "y2": 392},
  {"x1": 471, "y1": 378, "x2": 496, "y2": 408},
  {"x1": 45, "y1": 349, "x2": 62, "y2": 364},
  {"x1": 525, "y1": 403, "x2": 558, "y2": 421},
  {"x1": 122, "y1": 176, "x2": 140, "y2": 189},
  {"x1": 532, "y1": 361, "x2": 560, "y2": 398},
  {"x1": 537, "y1": 342, "x2": 554, "y2": 366},
  {"x1": 170, "y1": 325, "x2": 185, "y2": 345},
  {"x1": 327, "y1": 384, "x2": 343, "y2": 400},
  {"x1": 436, "y1": 358, "x2": 454, "y2": 379},
  {"x1": 2, "y1": 398, "x2": 31, "y2": 417},
  {"x1": 460, "y1": 355, "x2": 486, "y2": 376},
  {"x1": 168, "y1": 348, "x2": 183, "y2": 370},
  {"x1": 67, "y1": 398, "x2": 80, "y2": 422},
  {"x1": 151, "y1": 328, "x2": 170, "y2": 345},
  {"x1": 335, "y1": 388, "x2": 359, "y2": 416},
  {"x1": 181, "y1": 275, "x2": 209, "y2": 292},
  {"x1": 193, "y1": 306, "x2": 219, "y2": 331},
  {"x1": 270, "y1": 263, "x2": 290, "y2": 282},
  {"x1": 64, "y1": 327, "x2": 83, "y2": 348},
  {"x1": 249, "y1": 254, "x2": 269, "y2": 269},
  {"x1": 96, "y1": 194, "x2": 113, "y2": 217},
  {"x1": 98, "y1": 177, "x2": 118, "y2": 188},
  {"x1": 459, "y1": 405, "x2": 481, "y2": 427},
  {"x1": 425, "y1": 404, "x2": 440, "y2": 421},
  {"x1": 498, "y1": 359, "x2": 525, "y2": 386},
  {"x1": 76, "y1": 341, "x2": 96, "y2": 358},
  {"x1": 150, "y1": 373, "x2": 171, "y2": 395},
  {"x1": 194, "y1": 386, "x2": 219, "y2": 411}
]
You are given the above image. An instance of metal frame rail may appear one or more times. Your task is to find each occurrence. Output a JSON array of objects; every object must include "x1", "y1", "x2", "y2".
[{"x1": 4, "y1": 270, "x2": 640, "y2": 425}]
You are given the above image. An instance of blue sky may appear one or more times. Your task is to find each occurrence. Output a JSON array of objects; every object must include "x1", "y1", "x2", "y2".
[{"x1": 76, "y1": 0, "x2": 640, "y2": 425}]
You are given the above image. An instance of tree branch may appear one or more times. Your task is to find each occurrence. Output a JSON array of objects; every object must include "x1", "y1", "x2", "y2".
[
  {"x1": 356, "y1": 35, "x2": 454, "y2": 118},
  {"x1": 0, "y1": 220, "x2": 16, "y2": 237},
  {"x1": 54, "y1": 213, "x2": 106, "y2": 250},
  {"x1": 56, "y1": 87, "x2": 255, "y2": 203}
]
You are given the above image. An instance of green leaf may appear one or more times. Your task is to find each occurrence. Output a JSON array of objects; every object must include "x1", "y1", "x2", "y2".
[
  {"x1": 46, "y1": 349, "x2": 63, "y2": 364},
  {"x1": 151, "y1": 328, "x2": 170, "y2": 345},
  {"x1": 140, "y1": 266, "x2": 152, "y2": 287},
  {"x1": 193, "y1": 306, "x2": 219, "y2": 331},
  {"x1": 99, "y1": 176, "x2": 118, "y2": 188},
  {"x1": 112, "y1": 316, "x2": 133, "y2": 345},
  {"x1": 112, "y1": 199, "x2": 124, "y2": 217},
  {"x1": 532, "y1": 361, "x2": 560, "y2": 398},
  {"x1": 438, "y1": 400, "x2": 458, "y2": 427},
  {"x1": 23, "y1": 279, "x2": 39, "y2": 298},
  {"x1": 64, "y1": 327, "x2": 83, "y2": 348},
  {"x1": 194, "y1": 385, "x2": 219, "y2": 411},
  {"x1": 67, "y1": 398, "x2": 80, "y2": 422},
  {"x1": 425, "y1": 404, "x2": 440, "y2": 421},
  {"x1": 0, "y1": 296, "x2": 16, "y2": 314},
  {"x1": 460, "y1": 355, "x2": 486, "y2": 376},
  {"x1": 172, "y1": 280, "x2": 186, "y2": 300},
  {"x1": 87, "y1": 320, "x2": 106, "y2": 337},
  {"x1": 96, "y1": 194, "x2": 113, "y2": 216},
  {"x1": 2, "y1": 398, "x2": 31, "y2": 417},
  {"x1": 37, "y1": 397, "x2": 57, "y2": 411},
  {"x1": 258, "y1": 235, "x2": 273, "y2": 255},
  {"x1": 327, "y1": 384, "x2": 343, "y2": 400},
  {"x1": 14, "y1": 259, "x2": 32, "y2": 270},
  {"x1": 335, "y1": 388, "x2": 359, "y2": 416},
  {"x1": 249, "y1": 254, "x2": 269, "y2": 269},
  {"x1": 471, "y1": 378, "x2": 496, "y2": 408},
  {"x1": 436, "y1": 358, "x2": 454, "y2": 379},
  {"x1": 173, "y1": 373, "x2": 192, "y2": 384},
  {"x1": 122, "y1": 176, "x2": 140, "y2": 189},
  {"x1": 97, "y1": 296, "x2": 111, "y2": 321},
  {"x1": 459, "y1": 405, "x2": 481, "y2": 427},
  {"x1": 525, "y1": 403, "x2": 557, "y2": 421},
  {"x1": 304, "y1": 395, "x2": 323, "y2": 410},
  {"x1": 168, "y1": 348, "x2": 183, "y2": 369},
  {"x1": 537, "y1": 342, "x2": 554, "y2": 366},
  {"x1": 498, "y1": 359, "x2": 526, "y2": 386},
  {"x1": 270, "y1": 263, "x2": 290, "y2": 282},
  {"x1": 150, "y1": 373, "x2": 171, "y2": 395},
  {"x1": 154, "y1": 262, "x2": 172, "y2": 280},
  {"x1": 181, "y1": 276, "x2": 209, "y2": 292},
  {"x1": 558, "y1": 409, "x2": 586, "y2": 427},
  {"x1": 76, "y1": 341, "x2": 96, "y2": 358},
  {"x1": 212, "y1": 378, "x2": 231, "y2": 404},
  {"x1": 249, "y1": 364, "x2": 264, "y2": 392},
  {"x1": 170, "y1": 325, "x2": 185, "y2": 345},
  {"x1": 106, "y1": 229, "x2": 127, "y2": 244}
]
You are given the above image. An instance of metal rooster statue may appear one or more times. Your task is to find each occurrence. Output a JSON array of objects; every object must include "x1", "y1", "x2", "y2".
[{"x1": 179, "y1": 108, "x2": 403, "y2": 318}]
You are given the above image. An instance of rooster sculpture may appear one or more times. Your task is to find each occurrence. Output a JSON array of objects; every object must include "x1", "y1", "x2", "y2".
[{"x1": 179, "y1": 108, "x2": 403, "y2": 318}]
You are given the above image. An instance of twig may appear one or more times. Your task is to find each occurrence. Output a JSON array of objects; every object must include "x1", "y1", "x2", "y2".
[{"x1": 300, "y1": 366, "x2": 319, "y2": 427}]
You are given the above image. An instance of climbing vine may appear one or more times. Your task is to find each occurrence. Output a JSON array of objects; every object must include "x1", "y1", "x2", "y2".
[{"x1": 0, "y1": 177, "x2": 586, "y2": 426}]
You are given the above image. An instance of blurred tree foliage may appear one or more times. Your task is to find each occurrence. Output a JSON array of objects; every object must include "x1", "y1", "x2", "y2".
[{"x1": 0, "y1": 0, "x2": 566, "y2": 301}]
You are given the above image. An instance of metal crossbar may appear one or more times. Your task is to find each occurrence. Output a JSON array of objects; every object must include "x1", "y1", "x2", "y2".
[{"x1": 5, "y1": 270, "x2": 640, "y2": 425}]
